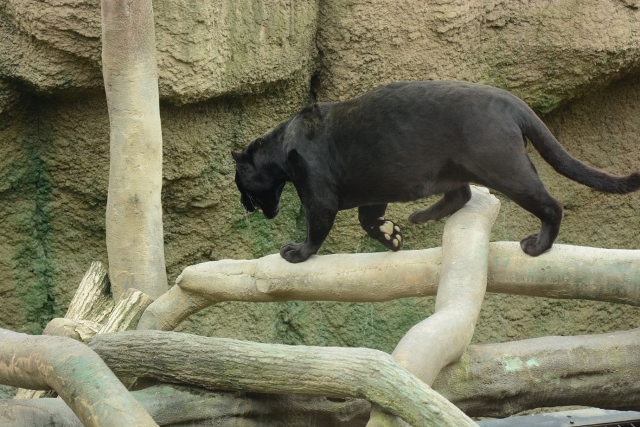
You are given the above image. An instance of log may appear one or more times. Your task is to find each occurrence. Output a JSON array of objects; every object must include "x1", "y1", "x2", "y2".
[
  {"x1": 16, "y1": 274, "x2": 153, "y2": 399},
  {"x1": 65, "y1": 261, "x2": 113, "y2": 322},
  {"x1": 43, "y1": 318, "x2": 102, "y2": 342},
  {"x1": 89, "y1": 330, "x2": 477, "y2": 427},
  {"x1": 0, "y1": 328, "x2": 158, "y2": 427},
  {"x1": 0, "y1": 385, "x2": 371, "y2": 427},
  {"x1": 139, "y1": 244, "x2": 640, "y2": 332},
  {"x1": 98, "y1": 288, "x2": 154, "y2": 334},
  {"x1": 434, "y1": 327, "x2": 640, "y2": 417},
  {"x1": 392, "y1": 186, "x2": 500, "y2": 384},
  {"x1": 102, "y1": 0, "x2": 168, "y2": 300}
]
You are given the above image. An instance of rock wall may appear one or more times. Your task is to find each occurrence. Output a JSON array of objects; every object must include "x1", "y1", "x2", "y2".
[{"x1": 1, "y1": 0, "x2": 639, "y2": 353}]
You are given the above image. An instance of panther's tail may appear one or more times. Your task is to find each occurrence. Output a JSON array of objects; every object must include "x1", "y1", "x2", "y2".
[{"x1": 518, "y1": 106, "x2": 640, "y2": 194}]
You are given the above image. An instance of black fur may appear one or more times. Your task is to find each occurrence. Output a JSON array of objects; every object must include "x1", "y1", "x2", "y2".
[{"x1": 232, "y1": 81, "x2": 640, "y2": 263}]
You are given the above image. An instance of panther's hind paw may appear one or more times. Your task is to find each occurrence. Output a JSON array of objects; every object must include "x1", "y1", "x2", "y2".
[
  {"x1": 519, "y1": 233, "x2": 551, "y2": 257},
  {"x1": 368, "y1": 219, "x2": 403, "y2": 251}
]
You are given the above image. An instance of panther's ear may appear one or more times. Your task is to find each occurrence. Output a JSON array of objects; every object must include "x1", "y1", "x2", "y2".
[{"x1": 231, "y1": 151, "x2": 242, "y2": 162}]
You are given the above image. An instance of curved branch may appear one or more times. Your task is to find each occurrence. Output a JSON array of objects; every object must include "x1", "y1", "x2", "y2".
[
  {"x1": 89, "y1": 330, "x2": 477, "y2": 427},
  {"x1": 0, "y1": 328, "x2": 158, "y2": 427},
  {"x1": 367, "y1": 187, "x2": 500, "y2": 427},
  {"x1": 392, "y1": 186, "x2": 500, "y2": 384}
]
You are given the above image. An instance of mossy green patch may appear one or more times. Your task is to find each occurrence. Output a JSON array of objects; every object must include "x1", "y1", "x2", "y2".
[{"x1": 11, "y1": 101, "x2": 57, "y2": 333}]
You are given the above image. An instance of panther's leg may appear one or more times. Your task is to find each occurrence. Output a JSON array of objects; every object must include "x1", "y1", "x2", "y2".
[
  {"x1": 358, "y1": 204, "x2": 403, "y2": 251},
  {"x1": 408, "y1": 184, "x2": 471, "y2": 224},
  {"x1": 280, "y1": 204, "x2": 338, "y2": 263},
  {"x1": 475, "y1": 146, "x2": 563, "y2": 256},
  {"x1": 490, "y1": 180, "x2": 563, "y2": 257}
]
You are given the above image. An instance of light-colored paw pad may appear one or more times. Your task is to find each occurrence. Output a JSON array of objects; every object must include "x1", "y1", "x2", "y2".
[
  {"x1": 379, "y1": 221, "x2": 394, "y2": 235},
  {"x1": 378, "y1": 220, "x2": 402, "y2": 250}
]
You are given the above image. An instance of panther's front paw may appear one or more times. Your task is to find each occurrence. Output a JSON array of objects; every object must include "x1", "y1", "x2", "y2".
[
  {"x1": 280, "y1": 243, "x2": 316, "y2": 263},
  {"x1": 367, "y1": 219, "x2": 403, "y2": 251}
]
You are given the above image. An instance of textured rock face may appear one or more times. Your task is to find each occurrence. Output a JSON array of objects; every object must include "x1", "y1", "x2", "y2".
[
  {"x1": 0, "y1": 0, "x2": 640, "y2": 354},
  {"x1": 316, "y1": 0, "x2": 640, "y2": 111},
  {"x1": 1, "y1": 0, "x2": 317, "y2": 104}
]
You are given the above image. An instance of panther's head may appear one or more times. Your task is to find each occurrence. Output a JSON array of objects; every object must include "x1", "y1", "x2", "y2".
[{"x1": 232, "y1": 146, "x2": 285, "y2": 220}]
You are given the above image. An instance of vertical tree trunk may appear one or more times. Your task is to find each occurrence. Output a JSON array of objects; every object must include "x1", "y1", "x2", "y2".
[{"x1": 102, "y1": 0, "x2": 167, "y2": 299}]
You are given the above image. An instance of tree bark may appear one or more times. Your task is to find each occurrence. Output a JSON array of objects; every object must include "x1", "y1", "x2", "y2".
[
  {"x1": 102, "y1": 0, "x2": 167, "y2": 300},
  {"x1": 139, "y1": 242, "x2": 640, "y2": 331},
  {"x1": 434, "y1": 327, "x2": 640, "y2": 417},
  {"x1": 64, "y1": 261, "x2": 113, "y2": 323},
  {"x1": 89, "y1": 330, "x2": 477, "y2": 427},
  {"x1": 0, "y1": 329, "x2": 158, "y2": 427}
]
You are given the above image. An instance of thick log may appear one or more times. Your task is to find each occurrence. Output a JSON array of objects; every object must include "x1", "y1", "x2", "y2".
[
  {"x1": 139, "y1": 244, "x2": 640, "y2": 332},
  {"x1": 6, "y1": 328, "x2": 640, "y2": 425},
  {"x1": 434, "y1": 327, "x2": 640, "y2": 417},
  {"x1": 0, "y1": 329, "x2": 158, "y2": 427},
  {"x1": 89, "y1": 330, "x2": 477, "y2": 427},
  {"x1": 102, "y1": 0, "x2": 168, "y2": 300}
]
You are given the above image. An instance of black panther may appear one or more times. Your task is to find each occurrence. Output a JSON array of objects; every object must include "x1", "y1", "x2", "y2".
[{"x1": 232, "y1": 81, "x2": 640, "y2": 263}]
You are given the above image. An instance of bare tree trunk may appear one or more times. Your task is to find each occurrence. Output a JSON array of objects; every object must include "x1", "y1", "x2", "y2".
[
  {"x1": 89, "y1": 330, "x2": 478, "y2": 427},
  {"x1": 0, "y1": 329, "x2": 158, "y2": 427},
  {"x1": 102, "y1": 0, "x2": 167, "y2": 300}
]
